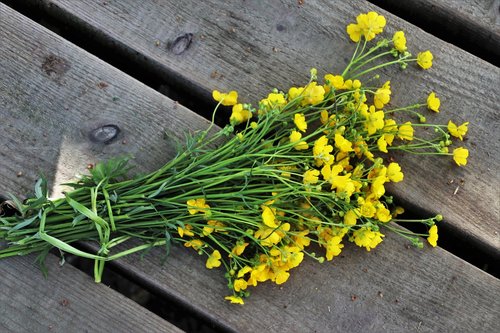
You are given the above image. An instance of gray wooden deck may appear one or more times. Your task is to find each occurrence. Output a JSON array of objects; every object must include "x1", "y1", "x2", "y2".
[{"x1": 1, "y1": 0, "x2": 499, "y2": 332}]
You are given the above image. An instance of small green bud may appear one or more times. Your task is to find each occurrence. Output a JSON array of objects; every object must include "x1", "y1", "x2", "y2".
[{"x1": 435, "y1": 214, "x2": 443, "y2": 222}]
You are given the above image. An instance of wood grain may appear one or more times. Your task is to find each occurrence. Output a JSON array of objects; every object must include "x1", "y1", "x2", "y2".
[
  {"x1": 27, "y1": 0, "x2": 500, "y2": 255},
  {"x1": 372, "y1": 0, "x2": 500, "y2": 65},
  {"x1": 0, "y1": 254, "x2": 182, "y2": 333},
  {"x1": 0, "y1": 3, "x2": 499, "y2": 332}
]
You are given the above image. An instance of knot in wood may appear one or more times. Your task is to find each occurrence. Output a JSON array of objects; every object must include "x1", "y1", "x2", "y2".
[
  {"x1": 89, "y1": 124, "x2": 120, "y2": 144},
  {"x1": 169, "y1": 33, "x2": 193, "y2": 55}
]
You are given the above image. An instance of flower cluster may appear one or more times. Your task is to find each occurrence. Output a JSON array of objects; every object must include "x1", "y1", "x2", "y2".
[{"x1": 0, "y1": 12, "x2": 469, "y2": 306}]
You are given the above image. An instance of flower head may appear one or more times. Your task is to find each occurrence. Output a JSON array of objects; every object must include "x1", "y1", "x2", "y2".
[
  {"x1": 230, "y1": 104, "x2": 252, "y2": 124},
  {"x1": 453, "y1": 147, "x2": 469, "y2": 166},
  {"x1": 206, "y1": 250, "x2": 222, "y2": 269},
  {"x1": 448, "y1": 120, "x2": 469, "y2": 140},
  {"x1": 374, "y1": 81, "x2": 391, "y2": 109},
  {"x1": 417, "y1": 51, "x2": 433, "y2": 69},
  {"x1": 427, "y1": 225, "x2": 438, "y2": 247},
  {"x1": 427, "y1": 92, "x2": 440, "y2": 112},
  {"x1": 347, "y1": 12, "x2": 386, "y2": 42},
  {"x1": 294, "y1": 113, "x2": 308, "y2": 132},
  {"x1": 225, "y1": 295, "x2": 244, "y2": 304},
  {"x1": 392, "y1": 31, "x2": 407, "y2": 52},
  {"x1": 398, "y1": 121, "x2": 414, "y2": 141},
  {"x1": 212, "y1": 90, "x2": 238, "y2": 106}
]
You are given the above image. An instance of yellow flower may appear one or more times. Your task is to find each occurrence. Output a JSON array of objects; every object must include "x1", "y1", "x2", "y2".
[
  {"x1": 427, "y1": 225, "x2": 438, "y2": 247},
  {"x1": 386, "y1": 162, "x2": 404, "y2": 182},
  {"x1": 292, "y1": 230, "x2": 311, "y2": 249},
  {"x1": 177, "y1": 225, "x2": 194, "y2": 238},
  {"x1": 325, "y1": 236, "x2": 344, "y2": 260},
  {"x1": 417, "y1": 50, "x2": 433, "y2": 69},
  {"x1": 427, "y1": 92, "x2": 440, "y2": 112},
  {"x1": 347, "y1": 12, "x2": 386, "y2": 42},
  {"x1": 334, "y1": 134, "x2": 353, "y2": 152},
  {"x1": 262, "y1": 206, "x2": 279, "y2": 228},
  {"x1": 206, "y1": 250, "x2": 222, "y2": 269},
  {"x1": 383, "y1": 119, "x2": 398, "y2": 145},
  {"x1": 453, "y1": 147, "x2": 469, "y2": 166},
  {"x1": 344, "y1": 210, "x2": 358, "y2": 226},
  {"x1": 376, "y1": 205, "x2": 392, "y2": 222},
  {"x1": 377, "y1": 136, "x2": 388, "y2": 153},
  {"x1": 224, "y1": 295, "x2": 244, "y2": 305},
  {"x1": 351, "y1": 227, "x2": 385, "y2": 251},
  {"x1": 294, "y1": 113, "x2": 307, "y2": 132},
  {"x1": 302, "y1": 82, "x2": 326, "y2": 105},
  {"x1": 448, "y1": 120, "x2": 469, "y2": 141},
  {"x1": 324, "y1": 74, "x2": 345, "y2": 91},
  {"x1": 313, "y1": 135, "x2": 334, "y2": 166},
  {"x1": 184, "y1": 239, "x2": 204, "y2": 250},
  {"x1": 398, "y1": 121, "x2": 414, "y2": 141},
  {"x1": 374, "y1": 81, "x2": 391, "y2": 109},
  {"x1": 202, "y1": 220, "x2": 226, "y2": 236},
  {"x1": 289, "y1": 130, "x2": 309, "y2": 150},
  {"x1": 187, "y1": 198, "x2": 210, "y2": 215},
  {"x1": 260, "y1": 92, "x2": 286, "y2": 110},
  {"x1": 233, "y1": 279, "x2": 248, "y2": 292},
  {"x1": 230, "y1": 104, "x2": 252, "y2": 124},
  {"x1": 363, "y1": 105, "x2": 385, "y2": 135},
  {"x1": 303, "y1": 169, "x2": 320, "y2": 185},
  {"x1": 231, "y1": 242, "x2": 249, "y2": 257},
  {"x1": 212, "y1": 90, "x2": 238, "y2": 106},
  {"x1": 392, "y1": 31, "x2": 407, "y2": 52}
]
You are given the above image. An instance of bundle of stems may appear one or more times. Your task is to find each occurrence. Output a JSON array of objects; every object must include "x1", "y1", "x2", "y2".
[{"x1": 0, "y1": 11, "x2": 468, "y2": 304}]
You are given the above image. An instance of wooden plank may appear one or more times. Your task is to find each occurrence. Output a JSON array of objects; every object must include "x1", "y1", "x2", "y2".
[
  {"x1": 107, "y1": 235, "x2": 500, "y2": 332},
  {"x1": 26, "y1": 0, "x2": 500, "y2": 254},
  {"x1": 0, "y1": 254, "x2": 182, "y2": 333},
  {"x1": 372, "y1": 0, "x2": 500, "y2": 65},
  {"x1": 0, "y1": 3, "x2": 499, "y2": 333}
]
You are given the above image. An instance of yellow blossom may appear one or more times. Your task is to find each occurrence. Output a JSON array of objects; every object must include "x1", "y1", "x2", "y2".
[
  {"x1": 387, "y1": 162, "x2": 404, "y2": 182},
  {"x1": 363, "y1": 105, "x2": 385, "y2": 135},
  {"x1": 377, "y1": 136, "x2": 388, "y2": 153},
  {"x1": 177, "y1": 224, "x2": 194, "y2": 238},
  {"x1": 231, "y1": 242, "x2": 249, "y2": 257},
  {"x1": 325, "y1": 236, "x2": 344, "y2": 260},
  {"x1": 184, "y1": 239, "x2": 204, "y2": 250},
  {"x1": 383, "y1": 119, "x2": 398, "y2": 145},
  {"x1": 453, "y1": 147, "x2": 469, "y2": 166},
  {"x1": 376, "y1": 205, "x2": 392, "y2": 222},
  {"x1": 398, "y1": 121, "x2": 414, "y2": 141},
  {"x1": 351, "y1": 227, "x2": 385, "y2": 251},
  {"x1": 260, "y1": 92, "x2": 286, "y2": 110},
  {"x1": 303, "y1": 169, "x2": 320, "y2": 185},
  {"x1": 230, "y1": 104, "x2": 252, "y2": 124},
  {"x1": 292, "y1": 230, "x2": 311, "y2": 249},
  {"x1": 334, "y1": 134, "x2": 353, "y2": 152},
  {"x1": 206, "y1": 250, "x2": 222, "y2": 269},
  {"x1": 427, "y1": 225, "x2": 438, "y2": 247},
  {"x1": 302, "y1": 82, "x2": 326, "y2": 105},
  {"x1": 324, "y1": 74, "x2": 345, "y2": 91},
  {"x1": 393, "y1": 31, "x2": 407, "y2": 52},
  {"x1": 187, "y1": 198, "x2": 210, "y2": 215},
  {"x1": 202, "y1": 220, "x2": 226, "y2": 236},
  {"x1": 448, "y1": 120, "x2": 469, "y2": 140},
  {"x1": 417, "y1": 50, "x2": 433, "y2": 69},
  {"x1": 233, "y1": 279, "x2": 248, "y2": 292},
  {"x1": 212, "y1": 90, "x2": 238, "y2": 106},
  {"x1": 374, "y1": 81, "x2": 391, "y2": 109},
  {"x1": 262, "y1": 206, "x2": 280, "y2": 228},
  {"x1": 289, "y1": 130, "x2": 309, "y2": 150},
  {"x1": 347, "y1": 12, "x2": 386, "y2": 42},
  {"x1": 224, "y1": 295, "x2": 244, "y2": 304},
  {"x1": 294, "y1": 113, "x2": 308, "y2": 132},
  {"x1": 427, "y1": 92, "x2": 440, "y2": 112},
  {"x1": 344, "y1": 209, "x2": 358, "y2": 226},
  {"x1": 313, "y1": 135, "x2": 334, "y2": 166}
]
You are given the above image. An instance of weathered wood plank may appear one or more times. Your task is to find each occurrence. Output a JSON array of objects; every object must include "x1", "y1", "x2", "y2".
[
  {"x1": 0, "y1": 3, "x2": 499, "y2": 333},
  {"x1": 0, "y1": 254, "x2": 182, "y2": 333},
  {"x1": 107, "y1": 234, "x2": 500, "y2": 332},
  {"x1": 27, "y1": 0, "x2": 500, "y2": 254},
  {"x1": 373, "y1": 0, "x2": 500, "y2": 65}
]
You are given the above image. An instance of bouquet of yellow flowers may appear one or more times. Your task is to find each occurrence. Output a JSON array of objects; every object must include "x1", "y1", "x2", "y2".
[{"x1": 0, "y1": 12, "x2": 469, "y2": 304}]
